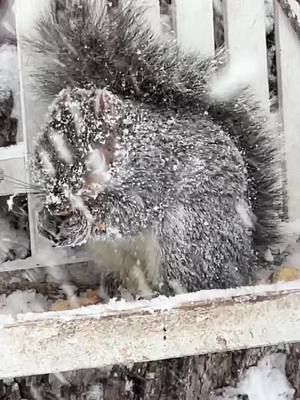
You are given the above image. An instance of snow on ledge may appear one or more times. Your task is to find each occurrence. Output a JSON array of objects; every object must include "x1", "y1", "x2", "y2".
[
  {"x1": 2, "y1": 280, "x2": 300, "y2": 325},
  {"x1": 0, "y1": 280, "x2": 300, "y2": 378}
]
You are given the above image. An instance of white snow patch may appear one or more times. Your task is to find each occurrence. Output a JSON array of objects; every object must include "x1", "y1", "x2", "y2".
[
  {"x1": 81, "y1": 148, "x2": 112, "y2": 195},
  {"x1": 277, "y1": 218, "x2": 300, "y2": 256},
  {"x1": 213, "y1": 0, "x2": 223, "y2": 15},
  {"x1": 7, "y1": 193, "x2": 17, "y2": 211},
  {"x1": 69, "y1": 102, "x2": 82, "y2": 134},
  {"x1": 86, "y1": 149, "x2": 106, "y2": 175},
  {"x1": 265, "y1": 0, "x2": 275, "y2": 34},
  {"x1": 264, "y1": 248, "x2": 274, "y2": 262},
  {"x1": 281, "y1": 218, "x2": 300, "y2": 239},
  {"x1": 5, "y1": 279, "x2": 300, "y2": 323},
  {"x1": 0, "y1": 44, "x2": 22, "y2": 140},
  {"x1": 68, "y1": 192, "x2": 94, "y2": 223},
  {"x1": 169, "y1": 280, "x2": 187, "y2": 294},
  {"x1": 284, "y1": 242, "x2": 300, "y2": 268},
  {"x1": 61, "y1": 283, "x2": 80, "y2": 309},
  {"x1": 105, "y1": 225, "x2": 123, "y2": 240},
  {"x1": 50, "y1": 130, "x2": 73, "y2": 163},
  {"x1": 52, "y1": 373, "x2": 69, "y2": 385},
  {"x1": 0, "y1": 290, "x2": 48, "y2": 315},
  {"x1": 30, "y1": 386, "x2": 43, "y2": 400},
  {"x1": 211, "y1": 354, "x2": 294, "y2": 400},
  {"x1": 209, "y1": 56, "x2": 260, "y2": 102},
  {"x1": 0, "y1": 217, "x2": 29, "y2": 262},
  {"x1": 124, "y1": 378, "x2": 134, "y2": 394},
  {"x1": 236, "y1": 200, "x2": 255, "y2": 229},
  {"x1": 40, "y1": 150, "x2": 55, "y2": 176},
  {"x1": 85, "y1": 384, "x2": 104, "y2": 400}
]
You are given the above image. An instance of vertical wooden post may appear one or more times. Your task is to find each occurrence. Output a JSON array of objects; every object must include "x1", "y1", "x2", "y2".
[
  {"x1": 275, "y1": 0, "x2": 300, "y2": 220},
  {"x1": 223, "y1": 0, "x2": 270, "y2": 110},
  {"x1": 14, "y1": 0, "x2": 90, "y2": 267},
  {"x1": 15, "y1": 0, "x2": 37, "y2": 257},
  {"x1": 15, "y1": 0, "x2": 48, "y2": 257},
  {"x1": 173, "y1": 0, "x2": 214, "y2": 56}
]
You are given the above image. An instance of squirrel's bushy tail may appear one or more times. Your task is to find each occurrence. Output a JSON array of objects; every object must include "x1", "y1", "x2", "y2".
[{"x1": 23, "y1": 0, "x2": 283, "y2": 251}]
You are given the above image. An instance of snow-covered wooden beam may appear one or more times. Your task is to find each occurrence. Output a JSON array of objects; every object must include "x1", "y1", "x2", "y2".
[{"x1": 1, "y1": 282, "x2": 300, "y2": 379}]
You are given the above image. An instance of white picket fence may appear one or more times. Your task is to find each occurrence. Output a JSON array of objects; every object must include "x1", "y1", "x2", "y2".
[{"x1": 0, "y1": 0, "x2": 300, "y2": 378}]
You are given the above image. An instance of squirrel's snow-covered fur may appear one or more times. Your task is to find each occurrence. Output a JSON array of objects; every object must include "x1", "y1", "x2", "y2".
[{"x1": 24, "y1": 0, "x2": 282, "y2": 296}]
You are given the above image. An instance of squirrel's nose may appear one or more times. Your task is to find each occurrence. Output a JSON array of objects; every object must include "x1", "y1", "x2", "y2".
[
  {"x1": 38, "y1": 205, "x2": 70, "y2": 245},
  {"x1": 38, "y1": 203, "x2": 91, "y2": 247}
]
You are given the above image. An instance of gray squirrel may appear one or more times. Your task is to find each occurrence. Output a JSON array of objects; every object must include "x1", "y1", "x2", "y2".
[{"x1": 24, "y1": 0, "x2": 282, "y2": 297}]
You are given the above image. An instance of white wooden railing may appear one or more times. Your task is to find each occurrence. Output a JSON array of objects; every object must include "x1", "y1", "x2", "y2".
[
  {"x1": 0, "y1": 0, "x2": 300, "y2": 379},
  {"x1": 1, "y1": 282, "x2": 300, "y2": 379}
]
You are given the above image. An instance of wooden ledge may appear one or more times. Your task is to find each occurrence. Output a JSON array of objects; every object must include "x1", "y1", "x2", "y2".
[{"x1": 0, "y1": 281, "x2": 300, "y2": 378}]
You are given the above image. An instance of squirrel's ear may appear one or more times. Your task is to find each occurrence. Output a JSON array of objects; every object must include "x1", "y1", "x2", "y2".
[{"x1": 94, "y1": 89, "x2": 122, "y2": 119}]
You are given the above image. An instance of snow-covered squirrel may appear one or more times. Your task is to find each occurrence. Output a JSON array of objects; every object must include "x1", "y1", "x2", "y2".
[{"x1": 24, "y1": 0, "x2": 282, "y2": 297}]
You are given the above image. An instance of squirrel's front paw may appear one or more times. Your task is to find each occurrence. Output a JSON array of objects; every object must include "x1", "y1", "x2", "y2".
[{"x1": 136, "y1": 290, "x2": 159, "y2": 301}]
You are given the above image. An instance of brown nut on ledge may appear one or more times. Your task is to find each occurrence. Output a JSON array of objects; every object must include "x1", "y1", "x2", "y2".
[
  {"x1": 50, "y1": 290, "x2": 102, "y2": 312},
  {"x1": 271, "y1": 267, "x2": 300, "y2": 284}
]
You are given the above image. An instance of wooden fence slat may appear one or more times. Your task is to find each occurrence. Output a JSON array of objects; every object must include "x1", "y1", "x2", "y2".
[
  {"x1": 13, "y1": 0, "x2": 84, "y2": 267},
  {"x1": 223, "y1": 0, "x2": 270, "y2": 109},
  {"x1": 0, "y1": 250, "x2": 89, "y2": 273},
  {"x1": 0, "y1": 282, "x2": 300, "y2": 379},
  {"x1": 173, "y1": 0, "x2": 214, "y2": 56},
  {"x1": 14, "y1": 5, "x2": 40, "y2": 260},
  {"x1": 275, "y1": 1, "x2": 300, "y2": 220}
]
